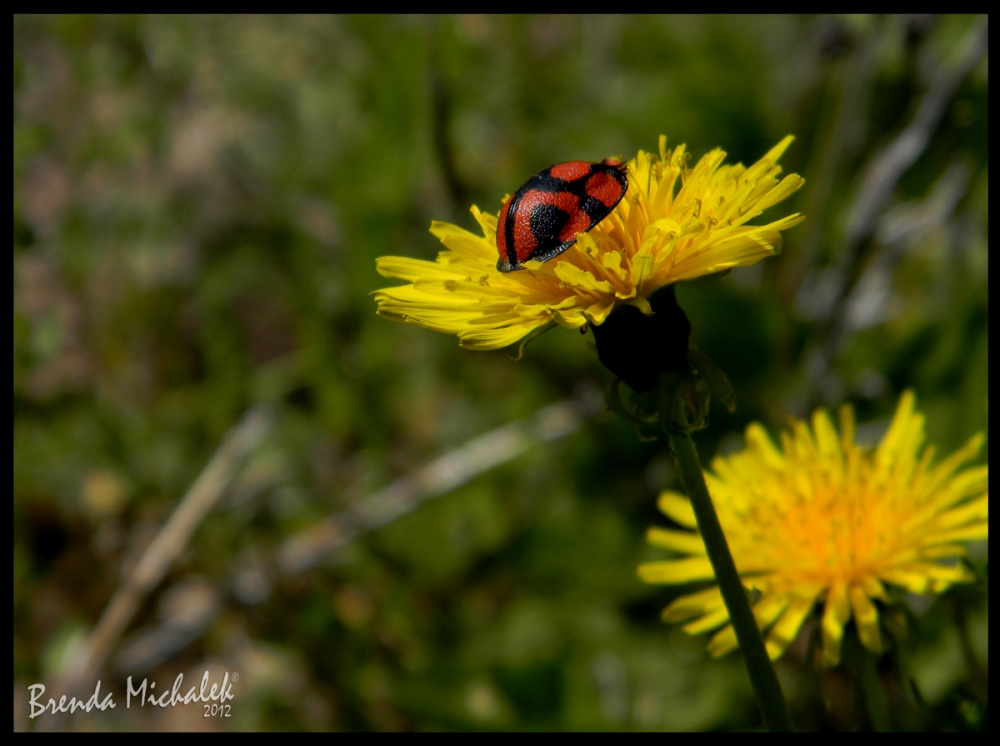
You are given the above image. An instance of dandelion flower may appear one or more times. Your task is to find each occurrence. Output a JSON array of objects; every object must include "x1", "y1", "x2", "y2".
[
  {"x1": 374, "y1": 136, "x2": 804, "y2": 350},
  {"x1": 638, "y1": 391, "x2": 988, "y2": 666}
]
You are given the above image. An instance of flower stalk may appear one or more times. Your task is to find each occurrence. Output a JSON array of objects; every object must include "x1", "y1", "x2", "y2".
[
  {"x1": 856, "y1": 643, "x2": 891, "y2": 732},
  {"x1": 666, "y1": 406, "x2": 795, "y2": 732}
]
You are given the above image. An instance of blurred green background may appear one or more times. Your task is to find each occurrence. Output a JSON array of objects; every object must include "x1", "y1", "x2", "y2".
[{"x1": 14, "y1": 15, "x2": 987, "y2": 731}]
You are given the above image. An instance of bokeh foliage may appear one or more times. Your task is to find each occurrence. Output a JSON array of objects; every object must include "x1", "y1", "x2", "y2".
[{"x1": 14, "y1": 15, "x2": 987, "y2": 731}]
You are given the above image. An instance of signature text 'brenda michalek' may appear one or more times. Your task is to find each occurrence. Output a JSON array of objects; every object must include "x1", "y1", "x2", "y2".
[{"x1": 28, "y1": 670, "x2": 236, "y2": 719}]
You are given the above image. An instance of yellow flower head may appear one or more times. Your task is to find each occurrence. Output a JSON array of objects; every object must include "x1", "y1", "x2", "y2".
[
  {"x1": 639, "y1": 392, "x2": 988, "y2": 666},
  {"x1": 374, "y1": 136, "x2": 804, "y2": 350}
]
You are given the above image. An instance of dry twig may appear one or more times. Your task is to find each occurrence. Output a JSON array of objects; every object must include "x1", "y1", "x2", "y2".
[
  {"x1": 53, "y1": 408, "x2": 272, "y2": 697},
  {"x1": 278, "y1": 394, "x2": 598, "y2": 575}
]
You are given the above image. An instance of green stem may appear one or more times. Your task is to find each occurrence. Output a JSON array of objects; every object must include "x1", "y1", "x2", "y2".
[
  {"x1": 667, "y1": 429, "x2": 795, "y2": 732},
  {"x1": 857, "y1": 644, "x2": 891, "y2": 732}
]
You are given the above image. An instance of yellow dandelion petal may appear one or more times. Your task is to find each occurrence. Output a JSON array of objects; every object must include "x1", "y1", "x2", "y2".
[
  {"x1": 637, "y1": 557, "x2": 715, "y2": 584},
  {"x1": 682, "y1": 605, "x2": 732, "y2": 635},
  {"x1": 760, "y1": 134, "x2": 796, "y2": 164},
  {"x1": 661, "y1": 586, "x2": 725, "y2": 623},
  {"x1": 849, "y1": 585, "x2": 882, "y2": 654},
  {"x1": 641, "y1": 391, "x2": 988, "y2": 665},
  {"x1": 753, "y1": 592, "x2": 794, "y2": 632},
  {"x1": 860, "y1": 574, "x2": 888, "y2": 602},
  {"x1": 657, "y1": 490, "x2": 697, "y2": 528},
  {"x1": 374, "y1": 137, "x2": 804, "y2": 349},
  {"x1": 766, "y1": 596, "x2": 817, "y2": 661},
  {"x1": 646, "y1": 526, "x2": 707, "y2": 554},
  {"x1": 923, "y1": 522, "x2": 989, "y2": 546},
  {"x1": 821, "y1": 583, "x2": 852, "y2": 667},
  {"x1": 707, "y1": 594, "x2": 788, "y2": 659},
  {"x1": 428, "y1": 221, "x2": 496, "y2": 262},
  {"x1": 707, "y1": 625, "x2": 739, "y2": 658}
]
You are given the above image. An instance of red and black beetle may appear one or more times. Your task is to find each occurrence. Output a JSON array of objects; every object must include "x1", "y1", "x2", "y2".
[{"x1": 496, "y1": 158, "x2": 628, "y2": 273}]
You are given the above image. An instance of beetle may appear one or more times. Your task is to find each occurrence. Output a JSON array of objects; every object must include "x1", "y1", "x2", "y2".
[{"x1": 496, "y1": 158, "x2": 628, "y2": 273}]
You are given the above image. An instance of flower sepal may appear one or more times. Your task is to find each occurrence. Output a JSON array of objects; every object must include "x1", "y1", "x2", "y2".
[
  {"x1": 604, "y1": 350, "x2": 727, "y2": 439},
  {"x1": 604, "y1": 377, "x2": 661, "y2": 441},
  {"x1": 686, "y1": 348, "x2": 736, "y2": 413},
  {"x1": 657, "y1": 367, "x2": 713, "y2": 436}
]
